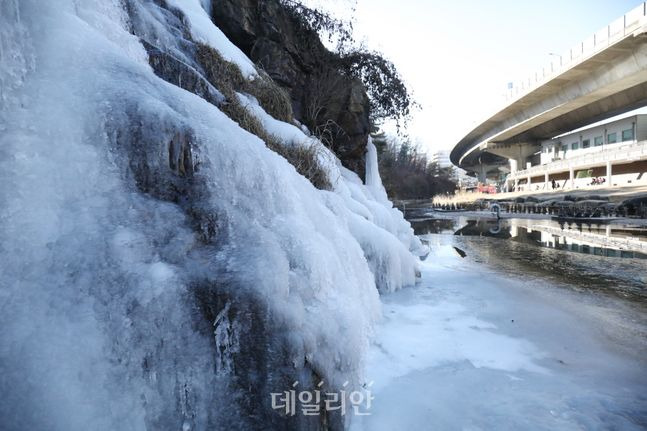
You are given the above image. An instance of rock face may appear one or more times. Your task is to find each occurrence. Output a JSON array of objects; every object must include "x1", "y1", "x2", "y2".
[
  {"x1": 211, "y1": 0, "x2": 370, "y2": 175},
  {"x1": 145, "y1": 41, "x2": 225, "y2": 108},
  {"x1": 120, "y1": 6, "x2": 344, "y2": 429},
  {"x1": 2, "y1": 1, "x2": 423, "y2": 430}
]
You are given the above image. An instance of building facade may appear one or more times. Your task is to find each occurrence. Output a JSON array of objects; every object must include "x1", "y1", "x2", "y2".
[
  {"x1": 431, "y1": 150, "x2": 452, "y2": 168},
  {"x1": 506, "y1": 114, "x2": 647, "y2": 192}
]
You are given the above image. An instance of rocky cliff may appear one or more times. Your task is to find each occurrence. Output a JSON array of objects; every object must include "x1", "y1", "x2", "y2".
[
  {"x1": 211, "y1": 0, "x2": 371, "y2": 176},
  {"x1": 0, "y1": 1, "x2": 424, "y2": 430}
]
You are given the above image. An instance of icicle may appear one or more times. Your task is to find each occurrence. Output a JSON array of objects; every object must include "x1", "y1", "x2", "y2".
[{"x1": 365, "y1": 136, "x2": 390, "y2": 204}]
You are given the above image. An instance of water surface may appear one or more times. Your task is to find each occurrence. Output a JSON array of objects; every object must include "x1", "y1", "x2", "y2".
[
  {"x1": 353, "y1": 222, "x2": 647, "y2": 430},
  {"x1": 411, "y1": 215, "x2": 647, "y2": 302}
]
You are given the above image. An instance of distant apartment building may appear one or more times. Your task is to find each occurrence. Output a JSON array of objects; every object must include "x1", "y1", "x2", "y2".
[
  {"x1": 430, "y1": 149, "x2": 476, "y2": 190},
  {"x1": 506, "y1": 113, "x2": 647, "y2": 192},
  {"x1": 431, "y1": 150, "x2": 452, "y2": 168}
]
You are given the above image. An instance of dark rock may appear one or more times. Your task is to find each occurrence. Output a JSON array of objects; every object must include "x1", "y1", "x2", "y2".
[
  {"x1": 211, "y1": 0, "x2": 371, "y2": 176},
  {"x1": 106, "y1": 99, "x2": 342, "y2": 429},
  {"x1": 145, "y1": 41, "x2": 225, "y2": 107},
  {"x1": 127, "y1": 1, "x2": 226, "y2": 110},
  {"x1": 453, "y1": 246, "x2": 467, "y2": 258},
  {"x1": 193, "y1": 281, "x2": 343, "y2": 431}
]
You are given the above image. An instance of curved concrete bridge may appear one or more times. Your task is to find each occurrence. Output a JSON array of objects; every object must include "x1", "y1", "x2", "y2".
[{"x1": 452, "y1": 3, "x2": 647, "y2": 180}]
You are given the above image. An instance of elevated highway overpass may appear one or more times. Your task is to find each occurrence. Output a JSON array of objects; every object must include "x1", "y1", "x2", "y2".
[{"x1": 451, "y1": 3, "x2": 647, "y2": 182}]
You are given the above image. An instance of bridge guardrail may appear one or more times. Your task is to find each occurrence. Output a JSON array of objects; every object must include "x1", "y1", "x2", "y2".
[{"x1": 506, "y1": 2, "x2": 647, "y2": 102}]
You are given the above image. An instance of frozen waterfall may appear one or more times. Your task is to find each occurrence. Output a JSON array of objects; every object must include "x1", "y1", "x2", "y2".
[{"x1": 0, "y1": 0, "x2": 423, "y2": 429}]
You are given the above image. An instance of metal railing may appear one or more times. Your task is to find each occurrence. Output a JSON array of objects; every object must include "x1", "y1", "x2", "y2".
[
  {"x1": 505, "y1": 3, "x2": 647, "y2": 102},
  {"x1": 509, "y1": 140, "x2": 647, "y2": 179}
]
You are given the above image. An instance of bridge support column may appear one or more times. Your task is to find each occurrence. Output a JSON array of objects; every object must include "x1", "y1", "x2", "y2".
[
  {"x1": 569, "y1": 167, "x2": 574, "y2": 189},
  {"x1": 509, "y1": 159, "x2": 518, "y2": 174},
  {"x1": 477, "y1": 163, "x2": 487, "y2": 183},
  {"x1": 606, "y1": 161, "x2": 612, "y2": 185}
]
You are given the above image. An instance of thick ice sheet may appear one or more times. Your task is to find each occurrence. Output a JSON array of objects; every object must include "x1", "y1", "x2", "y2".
[{"x1": 352, "y1": 238, "x2": 647, "y2": 430}]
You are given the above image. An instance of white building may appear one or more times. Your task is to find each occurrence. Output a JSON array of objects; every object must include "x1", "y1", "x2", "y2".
[
  {"x1": 506, "y1": 113, "x2": 647, "y2": 192},
  {"x1": 431, "y1": 150, "x2": 452, "y2": 168}
]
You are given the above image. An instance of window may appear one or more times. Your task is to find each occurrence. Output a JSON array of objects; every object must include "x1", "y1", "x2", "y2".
[
  {"x1": 582, "y1": 139, "x2": 590, "y2": 148},
  {"x1": 622, "y1": 128, "x2": 634, "y2": 141},
  {"x1": 561, "y1": 143, "x2": 568, "y2": 153},
  {"x1": 607, "y1": 132, "x2": 617, "y2": 143},
  {"x1": 594, "y1": 136, "x2": 603, "y2": 146},
  {"x1": 571, "y1": 141, "x2": 579, "y2": 150}
]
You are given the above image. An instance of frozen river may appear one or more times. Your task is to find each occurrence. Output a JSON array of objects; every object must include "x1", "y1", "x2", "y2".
[{"x1": 352, "y1": 217, "x2": 647, "y2": 430}]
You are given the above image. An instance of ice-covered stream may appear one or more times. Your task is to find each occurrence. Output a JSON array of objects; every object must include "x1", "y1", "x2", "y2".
[
  {"x1": 353, "y1": 234, "x2": 647, "y2": 430},
  {"x1": 3, "y1": 0, "x2": 645, "y2": 429}
]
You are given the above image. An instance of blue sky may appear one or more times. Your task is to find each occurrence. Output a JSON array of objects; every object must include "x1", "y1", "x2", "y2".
[{"x1": 344, "y1": 0, "x2": 645, "y2": 152}]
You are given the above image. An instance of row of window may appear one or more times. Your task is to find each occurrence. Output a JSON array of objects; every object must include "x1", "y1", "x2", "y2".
[{"x1": 553, "y1": 128, "x2": 634, "y2": 152}]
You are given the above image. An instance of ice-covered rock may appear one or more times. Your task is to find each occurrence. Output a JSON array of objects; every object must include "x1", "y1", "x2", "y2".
[{"x1": 0, "y1": 0, "x2": 423, "y2": 429}]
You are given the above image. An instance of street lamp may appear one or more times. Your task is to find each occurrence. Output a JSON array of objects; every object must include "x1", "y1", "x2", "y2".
[{"x1": 548, "y1": 52, "x2": 562, "y2": 70}]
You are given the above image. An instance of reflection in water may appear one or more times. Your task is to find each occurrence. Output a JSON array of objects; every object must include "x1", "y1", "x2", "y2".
[
  {"x1": 453, "y1": 220, "x2": 510, "y2": 239},
  {"x1": 411, "y1": 216, "x2": 647, "y2": 302},
  {"x1": 409, "y1": 217, "x2": 456, "y2": 235},
  {"x1": 415, "y1": 218, "x2": 647, "y2": 259}
]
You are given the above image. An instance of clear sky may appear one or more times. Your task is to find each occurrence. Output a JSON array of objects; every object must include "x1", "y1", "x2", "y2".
[{"x1": 317, "y1": 0, "x2": 644, "y2": 153}]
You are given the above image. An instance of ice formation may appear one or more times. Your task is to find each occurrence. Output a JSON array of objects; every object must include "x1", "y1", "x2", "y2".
[
  {"x1": 0, "y1": 0, "x2": 423, "y2": 429},
  {"x1": 353, "y1": 242, "x2": 647, "y2": 430}
]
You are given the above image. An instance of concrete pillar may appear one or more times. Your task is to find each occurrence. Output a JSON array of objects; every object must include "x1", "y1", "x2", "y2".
[
  {"x1": 544, "y1": 172, "x2": 549, "y2": 190},
  {"x1": 527, "y1": 175, "x2": 531, "y2": 191},
  {"x1": 569, "y1": 167, "x2": 574, "y2": 189},
  {"x1": 514, "y1": 179, "x2": 519, "y2": 191},
  {"x1": 606, "y1": 161, "x2": 612, "y2": 185},
  {"x1": 509, "y1": 159, "x2": 518, "y2": 174},
  {"x1": 478, "y1": 163, "x2": 487, "y2": 183}
]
